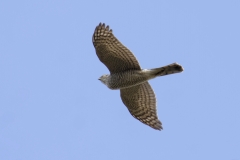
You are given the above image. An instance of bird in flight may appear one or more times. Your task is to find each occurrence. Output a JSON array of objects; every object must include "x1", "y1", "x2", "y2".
[{"x1": 92, "y1": 23, "x2": 183, "y2": 130}]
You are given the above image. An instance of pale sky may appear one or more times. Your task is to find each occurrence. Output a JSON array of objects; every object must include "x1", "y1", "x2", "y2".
[{"x1": 1, "y1": 1, "x2": 240, "y2": 160}]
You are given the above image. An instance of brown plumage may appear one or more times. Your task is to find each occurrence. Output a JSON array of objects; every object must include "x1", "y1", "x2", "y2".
[{"x1": 93, "y1": 23, "x2": 183, "y2": 130}]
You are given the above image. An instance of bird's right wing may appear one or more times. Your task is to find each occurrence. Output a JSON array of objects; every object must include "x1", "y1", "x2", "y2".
[
  {"x1": 120, "y1": 82, "x2": 163, "y2": 130},
  {"x1": 92, "y1": 23, "x2": 141, "y2": 74}
]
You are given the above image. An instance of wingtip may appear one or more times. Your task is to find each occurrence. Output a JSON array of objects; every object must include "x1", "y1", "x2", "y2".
[
  {"x1": 98, "y1": 22, "x2": 104, "y2": 26},
  {"x1": 153, "y1": 121, "x2": 163, "y2": 131},
  {"x1": 157, "y1": 126, "x2": 163, "y2": 131},
  {"x1": 94, "y1": 23, "x2": 113, "y2": 35},
  {"x1": 97, "y1": 22, "x2": 110, "y2": 30},
  {"x1": 93, "y1": 23, "x2": 113, "y2": 44}
]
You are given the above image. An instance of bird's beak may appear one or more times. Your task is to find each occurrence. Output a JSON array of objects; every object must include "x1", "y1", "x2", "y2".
[{"x1": 98, "y1": 78, "x2": 100, "y2": 80}]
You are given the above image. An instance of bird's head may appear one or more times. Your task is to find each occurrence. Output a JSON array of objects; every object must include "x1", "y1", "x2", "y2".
[{"x1": 98, "y1": 74, "x2": 110, "y2": 86}]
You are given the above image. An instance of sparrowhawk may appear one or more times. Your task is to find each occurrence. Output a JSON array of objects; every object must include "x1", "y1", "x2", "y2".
[{"x1": 92, "y1": 23, "x2": 183, "y2": 130}]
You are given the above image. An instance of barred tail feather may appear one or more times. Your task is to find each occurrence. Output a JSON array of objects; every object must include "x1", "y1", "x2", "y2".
[{"x1": 151, "y1": 63, "x2": 184, "y2": 77}]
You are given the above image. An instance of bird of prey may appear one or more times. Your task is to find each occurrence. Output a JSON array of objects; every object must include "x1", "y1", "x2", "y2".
[{"x1": 92, "y1": 23, "x2": 183, "y2": 130}]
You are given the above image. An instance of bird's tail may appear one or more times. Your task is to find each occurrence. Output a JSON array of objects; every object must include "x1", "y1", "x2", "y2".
[{"x1": 150, "y1": 63, "x2": 184, "y2": 77}]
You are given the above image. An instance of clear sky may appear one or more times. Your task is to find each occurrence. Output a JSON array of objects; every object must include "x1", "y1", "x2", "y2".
[{"x1": 1, "y1": 0, "x2": 240, "y2": 160}]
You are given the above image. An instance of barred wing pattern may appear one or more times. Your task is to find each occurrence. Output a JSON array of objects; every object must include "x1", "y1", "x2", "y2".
[
  {"x1": 120, "y1": 82, "x2": 163, "y2": 130},
  {"x1": 92, "y1": 23, "x2": 141, "y2": 73}
]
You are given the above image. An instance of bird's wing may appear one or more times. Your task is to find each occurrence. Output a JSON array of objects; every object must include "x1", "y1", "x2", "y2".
[
  {"x1": 92, "y1": 23, "x2": 141, "y2": 73},
  {"x1": 120, "y1": 82, "x2": 163, "y2": 130}
]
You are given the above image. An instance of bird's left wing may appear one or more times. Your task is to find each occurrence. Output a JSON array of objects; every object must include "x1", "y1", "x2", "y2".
[{"x1": 92, "y1": 23, "x2": 141, "y2": 74}]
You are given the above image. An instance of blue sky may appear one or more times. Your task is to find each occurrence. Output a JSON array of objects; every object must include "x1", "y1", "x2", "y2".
[{"x1": 1, "y1": 0, "x2": 240, "y2": 159}]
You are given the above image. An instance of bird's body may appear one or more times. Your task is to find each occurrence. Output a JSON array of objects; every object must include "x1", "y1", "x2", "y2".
[
  {"x1": 93, "y1": 23, "x2": 183, "y2": 130},
  {"x1": 101, "y1": 63, "x2": 182, "y2": 90},
  {"x1": 100, "y1": 70, "x2": 149, "y2": 90}
]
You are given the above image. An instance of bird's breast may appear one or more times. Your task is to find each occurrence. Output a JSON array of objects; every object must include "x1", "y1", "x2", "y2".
[{"x1": 107, "y1": 70, "x2": 149, "y2": 89}]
